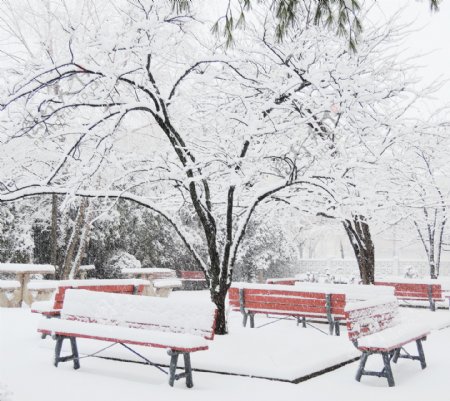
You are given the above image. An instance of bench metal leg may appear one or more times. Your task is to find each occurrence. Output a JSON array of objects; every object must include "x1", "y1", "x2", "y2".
[
  {"x1": 54, "y1": 336, "x2": 64, "y2": 367},
  {"x1": 70, "y1": 337, "x2": 80, "y2": 369},
  {"x1": 54, "y1": 336, "x2": 80, "y2": 370},
  {"x1": 392, "y1": 348, "x2": 401, "y2": 363},
  {"x1": 416, "y1": 339, "x2": 427, "y2": 369},
  {"x1": 334, "y1": 321, "x2": 340, "y2": 336},
  {"x1": 183, "y1": 353, "x2": 193, "y2": 388},
  {"x1": 355, "y1": 351, "x2": 395, "y2": 387},
  {"x1": 249, "y1": 313, "x2": 255, "y2": 328},
  {"x1": 168, "y1": 351, "x2": 179, "y2": 387},
  {"x1": 355, "y1": 352, "x2": 369, "y2": 382},
  {"x1": 382, "y1": 352, "x2": 395, "y2": 387},
  {"x1": 242, "y1": 312, "x2": 248, "y2": 327},
  {"x1": 168, "y1": 350, "x2": 194, "y2": 388}
]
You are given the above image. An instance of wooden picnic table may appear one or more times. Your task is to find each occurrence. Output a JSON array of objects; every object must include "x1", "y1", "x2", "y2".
[{"x1": 0, "y1": 263, "x2": 55, "y2": 306}]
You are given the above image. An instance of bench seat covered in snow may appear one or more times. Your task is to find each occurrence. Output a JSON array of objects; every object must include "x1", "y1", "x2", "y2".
[
  {"x1": 31, "y1": 279, "x2": 152, "y2": 317},
  {"x1": 374, "y1": 279, "x2": 443, "y2": 311},
  {"x1": 229, "y1": 282, "x2": 347, "y2": 335},
  {"x1": 38, "y1": 289, "x2": 217, "y2": 388},
  {"x1": 345, "y1": 296, "x2": 431, "y2": 387}
]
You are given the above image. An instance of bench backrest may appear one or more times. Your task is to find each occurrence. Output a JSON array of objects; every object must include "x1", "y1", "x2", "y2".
[
  {"x1": 51, "y1": 279, "x2": 150, "y2": 311},
  {"x1": 345, "y1": 296, "x2": 399, "y2": 342},
  {"x1": 178, "y1": 271, "x2": 206, "y2": 280},
  {"x1": 62, "y1": 289, "x2": 217, "y2": 339},
  {"x1": 374, "y1": 281, "x2": 442, "y2": 300},
  {"x1": 229, "y1": 283, "x2": 346, "y2": 318}
]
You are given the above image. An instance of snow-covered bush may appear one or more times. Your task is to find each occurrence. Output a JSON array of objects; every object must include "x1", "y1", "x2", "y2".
[{"x1": 98, "y1": 251, "x2": 141, "y2": 279}]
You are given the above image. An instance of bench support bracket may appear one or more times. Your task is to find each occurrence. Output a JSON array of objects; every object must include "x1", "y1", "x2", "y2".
[
  {"x1": 392, "y1": 339, "x2": 427, "y2": 369},
  {"x1": 356, "y1": 351, "x2": 395, "y2": 387},
  {"x1": 356, "y1": 338, "x2": 427, "y2": 387}
]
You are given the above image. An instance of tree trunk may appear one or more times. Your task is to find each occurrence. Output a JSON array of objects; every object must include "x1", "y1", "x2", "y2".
[
  {"x1": 61, "y1": 199, "x2": 89, "y2": 279},
  {"x1": 211, "y1": 287, "x2": 228, "y2": 335},
  {"x1": 343, "y1": 215, "x2": 375, "y2": 284},
  {"x1": 51, "y1": 194, "x2": 58, "y2": 267}
]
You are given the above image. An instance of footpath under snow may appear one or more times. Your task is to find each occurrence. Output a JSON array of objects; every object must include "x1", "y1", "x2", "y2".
[{"x1": 1, "y1": 291, "x2": 450, "y2": 401}]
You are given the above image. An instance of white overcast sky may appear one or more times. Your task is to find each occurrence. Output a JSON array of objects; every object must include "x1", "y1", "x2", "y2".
[{"x1": 371, "y1": 0, "x2": 450, "y2": 110}]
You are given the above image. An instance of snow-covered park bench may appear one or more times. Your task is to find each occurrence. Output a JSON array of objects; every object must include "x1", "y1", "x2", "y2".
[
  {"x1": 229, "y1": 283, "x2": 348, "y2": 335},
  {"x1": 37, "y1": 289, "x2": 217, "y2": 388},
  {"x1": 345, "y1": 296, "x2": 430, "y2": 387},
  {"x1": 374, "y1": 279, "x2": 443, "y2": 311},
  {"x1": 31, "y1": 279, "x2": 152, "y2": 318}
]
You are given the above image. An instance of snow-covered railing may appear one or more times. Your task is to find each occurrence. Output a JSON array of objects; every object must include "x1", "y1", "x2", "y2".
[
  {"x1": 0, "y1": 280, "x2": 21, "y2": 307},
  {"x1": 121, "y1": 268, "x2": 182, "y2": 297}
]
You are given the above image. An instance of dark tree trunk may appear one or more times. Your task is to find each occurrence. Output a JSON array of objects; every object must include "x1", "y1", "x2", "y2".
[
  {"x1": 51, "y1": 194, "x2": 58, "y2": 267},
  {"x1": 211, "y1": 287, "x2": 228, "y2": 334},
  {"x1": 343, "y1": 215, "x2": 375, "y2": 284}
]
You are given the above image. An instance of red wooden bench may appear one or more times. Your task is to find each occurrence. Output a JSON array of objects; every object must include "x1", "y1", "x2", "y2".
[
  {"x1": 345, "y1": 296, "x2": 430, "y2": 387},
  {"x1": 229, "y1": 283, "x2": 346, "y2": 335},
  {"x1": 38, "y1": 289, "x2": 217, "y2": 388},
  {"x1": 31, "y1": 279, "x2": 151, "y2": 318},
  {"x1": 374, "y1": 280, "x2": 443, "y2": 311}
]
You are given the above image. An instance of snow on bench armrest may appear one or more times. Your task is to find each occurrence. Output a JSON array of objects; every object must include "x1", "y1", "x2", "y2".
[
  {"x1": 152, "y1": 279, "x2": 182, "y2": 289},
  {"x1": 0, "y1": 280, "x2": 20, "y2": 289},
  {"x1": 345, "y1": 296, "x2": 398, "y2": 312}
]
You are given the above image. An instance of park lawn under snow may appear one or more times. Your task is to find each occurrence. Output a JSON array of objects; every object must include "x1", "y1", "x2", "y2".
[{"x1": 2, "y1": 291, "x2": 450, "y2": 401}]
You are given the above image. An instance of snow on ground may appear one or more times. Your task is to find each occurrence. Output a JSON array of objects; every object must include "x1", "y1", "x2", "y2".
[{"x1": 1, "y1": 291, "x2": 450, "y2": 401}]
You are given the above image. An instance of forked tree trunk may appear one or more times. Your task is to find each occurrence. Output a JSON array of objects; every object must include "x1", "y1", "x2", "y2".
[
  {"x1": 60, "y1": 199, "x2": 89, "y2": 279},
  {"x1": 211, "y1": 288, "x2": 228, "y2": 334},
  {"x1": 343, "y1": 215, "x2": 375, "y2": 284}
]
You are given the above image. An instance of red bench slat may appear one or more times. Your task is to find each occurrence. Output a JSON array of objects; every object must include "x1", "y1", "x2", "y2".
[
  {"x1": 228, "y1": 287, "x2": 345, "y2": 301},
  {"x1": 230, "y1": 300, "x2": 345, "y2": 315},
  {"x1": 229, "y1": 294, "x2": 345, "y2": 308}
]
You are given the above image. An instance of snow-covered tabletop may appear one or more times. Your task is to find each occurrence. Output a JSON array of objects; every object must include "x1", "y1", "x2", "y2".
[
  {"x1": 0, "y1": 263, "x2": 55, "y2": 306},
  {"x1": 123, "y1": 268, "x2": 176, "y2": 275},
  {"x1": 0, "y1": 263, "x2": 55, "y2": 274}
]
